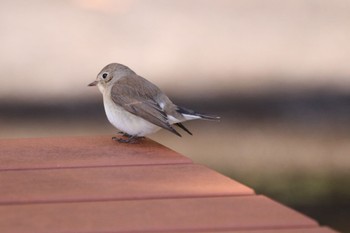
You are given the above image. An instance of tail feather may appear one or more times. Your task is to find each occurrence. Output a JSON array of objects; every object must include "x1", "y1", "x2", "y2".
[
  {"x1": 175, "y1": 123, "x2": 193, "y2": 135},
  {"x1": 177, "y1": 106, "x2": 220, "y2": 121}
]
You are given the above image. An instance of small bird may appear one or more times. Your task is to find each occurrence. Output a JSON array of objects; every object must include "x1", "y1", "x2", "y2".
[{"x1": 88, "y1": 63, "x2": 220, "y2": 143}]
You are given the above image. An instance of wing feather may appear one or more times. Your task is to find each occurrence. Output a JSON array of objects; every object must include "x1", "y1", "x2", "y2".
[{"x1": 111, "y1": 76, "x2": 181, "y2": 136}]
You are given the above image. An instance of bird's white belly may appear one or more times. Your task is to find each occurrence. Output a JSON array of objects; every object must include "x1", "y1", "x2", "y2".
[{"x1": 103, "y1": 97, "x2": 161, "y2": 136}]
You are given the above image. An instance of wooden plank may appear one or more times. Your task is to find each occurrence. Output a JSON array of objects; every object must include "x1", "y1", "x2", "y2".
[
  {"x1": 0, "y1": 136, "x2": 192, "y2": 170},
  {"x1": 0, "y1": 164, "x2": 254, "y2": 204},
  {"x1": 179, "y1": 227, "x2": 339, "y2": 233},
  {"x1": 0, "y1": 196, "x2": 317, "y2": 233}
]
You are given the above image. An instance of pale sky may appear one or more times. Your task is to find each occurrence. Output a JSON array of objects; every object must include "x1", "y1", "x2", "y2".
[{"x1": 1, "y1": 0, "x2": 350, "y2": 101}]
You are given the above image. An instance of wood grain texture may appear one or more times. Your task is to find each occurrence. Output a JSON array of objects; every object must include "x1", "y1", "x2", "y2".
[
  {"x1": 0, "y1": 135, "x2": 191, "y2": 170},
  {"x1": 0, "y1": 164, "x2": 253, "y2": 204},
  {"x1": 0, "y1": 136, "x2": 337, "y2": 233},
  {"x1": 171, "y1": 227, "x2": 339, "y2": 233},
  {"x1": 0, "y1": 196, "x2": 317, "y2": 233}
]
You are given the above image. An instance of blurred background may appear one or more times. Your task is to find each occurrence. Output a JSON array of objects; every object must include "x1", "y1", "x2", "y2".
[{"x1": 0, "y1": 0, "x2": 349, "y2": 231}]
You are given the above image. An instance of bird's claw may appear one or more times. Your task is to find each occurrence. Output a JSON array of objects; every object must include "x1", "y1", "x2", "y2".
[{"x1": 112, "y1": 135, "x2": 144, "y2": 144}]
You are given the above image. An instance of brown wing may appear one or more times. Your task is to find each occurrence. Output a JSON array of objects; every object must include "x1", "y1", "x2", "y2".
[{"x1": 111, "y1": 75, "x2": 181, "y2": 136}]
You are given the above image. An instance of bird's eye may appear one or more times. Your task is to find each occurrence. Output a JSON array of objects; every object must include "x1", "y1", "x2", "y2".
[{"x1": 102, "y1": 72, "x2": 108, "y2": 79}]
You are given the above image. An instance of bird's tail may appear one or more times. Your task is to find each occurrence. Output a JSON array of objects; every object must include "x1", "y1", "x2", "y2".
[{"x1": 176, "y1": 106, "x2": 220, "y2": 121}]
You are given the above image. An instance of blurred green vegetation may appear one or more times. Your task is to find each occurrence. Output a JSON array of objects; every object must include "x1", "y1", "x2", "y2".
[{"x1": 240, "y1": 173, "x2": 350, "y2": 232}]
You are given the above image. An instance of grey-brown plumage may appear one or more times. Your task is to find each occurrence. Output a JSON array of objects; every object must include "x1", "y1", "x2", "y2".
[
  {"x1": 88, "y1": 63, "x2": 220, "y2": 142},
  {"x1": 111, "y1": 74, "x2": 182, "y2": 136}
]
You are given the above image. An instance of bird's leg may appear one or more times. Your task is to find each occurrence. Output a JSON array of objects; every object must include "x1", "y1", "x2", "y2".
[{"x1": 112, "y1": 134, "x2": 144, "y2": 144}]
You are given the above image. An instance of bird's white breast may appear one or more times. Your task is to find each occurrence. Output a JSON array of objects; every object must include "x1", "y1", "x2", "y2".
[{"x1": 102, "y1": 92, "x2": 161, "y2": 136}]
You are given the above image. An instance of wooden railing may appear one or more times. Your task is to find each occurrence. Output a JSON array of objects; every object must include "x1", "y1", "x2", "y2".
[{"x1": 0, "y1": 136, "x2": 338, "y2": 232}]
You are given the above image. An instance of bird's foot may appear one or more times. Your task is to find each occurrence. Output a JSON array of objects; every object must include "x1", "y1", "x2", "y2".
[{"x1": 112, "y1": 135, "x2": 145, "y2": 144}]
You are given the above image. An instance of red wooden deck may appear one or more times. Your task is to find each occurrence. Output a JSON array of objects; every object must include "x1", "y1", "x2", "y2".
[{"x1": 0, "y1": 136, "x2": 338, "y2": 233}]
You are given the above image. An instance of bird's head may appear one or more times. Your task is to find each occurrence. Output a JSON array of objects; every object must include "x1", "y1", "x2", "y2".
[{"x1": 88, "y1": 63, "x2": 135, "y2": 93}]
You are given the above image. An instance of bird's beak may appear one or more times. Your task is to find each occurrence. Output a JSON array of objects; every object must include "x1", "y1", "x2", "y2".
[{"x1": 88, "y1": 80, "x2": 98, "y2": 86}]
